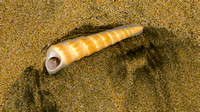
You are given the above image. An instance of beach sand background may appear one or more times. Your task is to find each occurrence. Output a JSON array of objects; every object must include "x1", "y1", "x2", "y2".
[{"x1": 1, "y1": 0, "x2": 199, "y2": 111}]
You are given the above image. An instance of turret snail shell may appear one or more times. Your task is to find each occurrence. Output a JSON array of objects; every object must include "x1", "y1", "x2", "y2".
[{"x1": 45, "y1": 24, "x2": 143, "y2": 74}]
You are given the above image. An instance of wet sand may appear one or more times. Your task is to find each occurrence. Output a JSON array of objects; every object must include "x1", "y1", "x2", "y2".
[{"x1": 1, "y1": 1, "x2": 199, "y2": 111}]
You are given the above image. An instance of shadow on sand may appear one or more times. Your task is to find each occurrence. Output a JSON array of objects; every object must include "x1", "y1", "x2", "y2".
[{"x1": 3, "y1": 25, "x2": 199, "y2": 111}]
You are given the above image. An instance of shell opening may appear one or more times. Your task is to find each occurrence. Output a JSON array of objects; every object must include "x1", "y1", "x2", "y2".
[
  {"x1": 45, "y1": 47, "x2": 65, "y2": 75},
  {"x1": 46, "y1": 57, "x2": 61, "y2": 71}
]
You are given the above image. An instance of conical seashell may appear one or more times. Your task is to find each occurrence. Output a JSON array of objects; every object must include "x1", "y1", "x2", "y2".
[{"x1": 45, "y1": 24, "x2": 143, "y2": 74}]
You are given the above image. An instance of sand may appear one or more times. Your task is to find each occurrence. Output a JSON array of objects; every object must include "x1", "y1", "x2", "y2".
[{"x1": 1, "y1": 0, "x2": 199, "y2": 111}]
